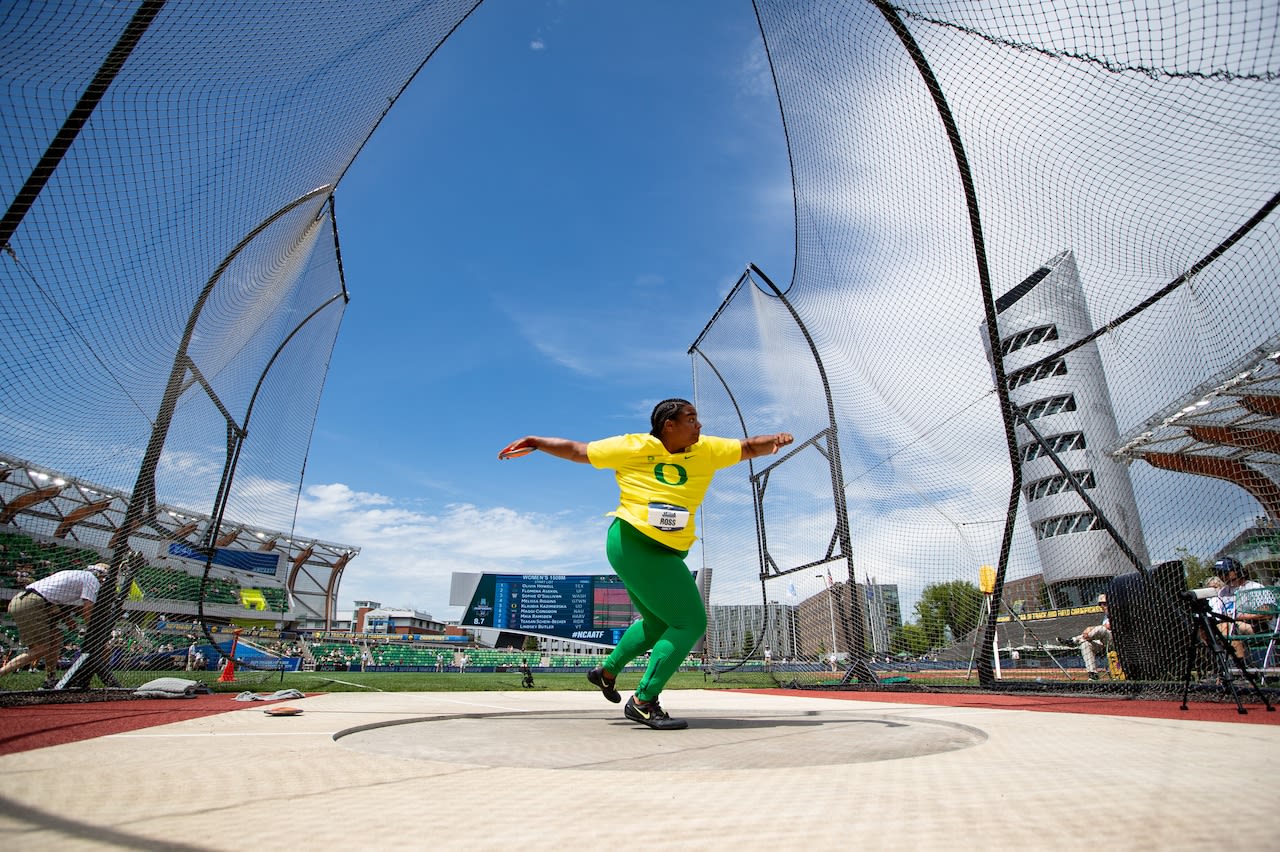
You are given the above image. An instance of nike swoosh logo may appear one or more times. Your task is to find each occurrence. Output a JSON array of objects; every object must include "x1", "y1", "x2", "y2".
[{"x1": 634, "y1": 705, "x2": 651, "y2": 719}]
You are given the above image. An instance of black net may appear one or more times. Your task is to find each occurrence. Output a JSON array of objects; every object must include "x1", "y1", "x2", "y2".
[
  {"x1": 2, "y1": 1, "x2": 1276, "y2": 702},
  {"x1": 692, "y1": 1, "x2": 1278, "y2": 700},
  {"x1": 1, "y1": 0, "x2": 481, "y2": 689}
]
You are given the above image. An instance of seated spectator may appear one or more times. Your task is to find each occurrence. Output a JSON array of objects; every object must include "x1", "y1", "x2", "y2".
[
  {"x1": 1069, "y1": 593, "x2": 1111, "y2": 680},
  {"x1": 1210, "y1": 557, "x2": 1269, "y2": 660}
]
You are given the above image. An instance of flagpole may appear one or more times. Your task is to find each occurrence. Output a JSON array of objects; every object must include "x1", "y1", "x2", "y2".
[{"x1": 817, "y1": 572, "x2": 838, "y2": 670}]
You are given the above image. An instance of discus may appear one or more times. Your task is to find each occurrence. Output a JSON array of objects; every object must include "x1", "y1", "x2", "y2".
[{"x1": 498, "y1": 445, "x2": 535, "y2": 460}]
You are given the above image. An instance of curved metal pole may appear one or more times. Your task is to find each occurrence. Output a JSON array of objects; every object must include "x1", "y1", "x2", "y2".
[
  {"x1": 69, "y1": 185, "x2": 333, "y2": 688},
  {"x1": 875, "y1": 3, "x2": 1021, "y2": 686},
  {"x1": 195, "y1": 196, "x2": 350, "y2": 638},
  {"x1": 689, "y1": 274, "x2": 765, "y2": 666},
  {"x1": 196, "y1": 289, "x2": 348, "y2": 642},
  {"x1": 1, "y1": 0, "x2": 168, "y2": 252},
  {"x1": 111, "y1": 184, "x2": 334, "y2": 556},
  {"x1": 746, "y1": 264, "x2": 872, "y2": 679},
  {"x1": 1012, "y1": 189, "x2": 1280, "y2": 380},
  {"x1": 749, "y1": 0, "x2": 800, "y2": 292}
]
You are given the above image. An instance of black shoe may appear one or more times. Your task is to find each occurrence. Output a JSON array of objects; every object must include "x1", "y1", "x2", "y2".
[
  {"x1": 39, "y1": 676, "x2": 58, "y2": 690},
  {"x1": 624, "y1": 695, "x2": 687, "y2": 730},
  {"x1": 1087, "y1": 672, "x2": 1100, "y2": 681},
  {"x1": 587, "y1": 666, "x2": 621, "y2": 703}
]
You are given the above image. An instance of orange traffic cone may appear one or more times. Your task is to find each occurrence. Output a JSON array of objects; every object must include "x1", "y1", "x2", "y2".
[{"x1": 218, "y1": 628, "x2": 242, "y2": 682}]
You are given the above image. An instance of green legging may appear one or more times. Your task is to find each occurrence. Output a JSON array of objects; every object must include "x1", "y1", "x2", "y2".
[{"x1": 603, "y1": 518, "x2": 707, "y2": 702}]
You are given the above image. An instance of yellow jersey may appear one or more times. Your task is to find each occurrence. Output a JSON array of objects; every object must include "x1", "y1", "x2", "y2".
[{"x1": 587, "y1": 432, "x2": 742, "y2": 551}]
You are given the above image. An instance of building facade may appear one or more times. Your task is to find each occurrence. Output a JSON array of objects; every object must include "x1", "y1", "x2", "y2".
[{"x1": 983, "y1": 250, "x2": 1149, "y2": 607}]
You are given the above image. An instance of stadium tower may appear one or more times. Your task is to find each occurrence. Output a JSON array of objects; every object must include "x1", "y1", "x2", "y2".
[{"x1": 983, "y1": 250, "x2": 1149, "y2": 607}]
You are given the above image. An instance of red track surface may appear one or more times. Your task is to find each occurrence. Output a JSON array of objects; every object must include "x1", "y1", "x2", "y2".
[{"x1": 0, "y1": 693, "x2": 249, "y2": 756}]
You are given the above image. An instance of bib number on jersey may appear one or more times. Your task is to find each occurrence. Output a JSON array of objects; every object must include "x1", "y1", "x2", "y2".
[{"x1": 648, "y1": 502, "x2": 690, "y2": 532}]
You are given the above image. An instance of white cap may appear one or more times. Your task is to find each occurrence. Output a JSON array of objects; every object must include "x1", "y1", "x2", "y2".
[{"x1": 87, "y1": 562, "x2": 110, "y2": 577}]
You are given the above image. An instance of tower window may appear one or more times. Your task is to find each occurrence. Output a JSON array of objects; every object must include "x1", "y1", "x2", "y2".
[
  {"x1": 1007, "y1": 357, "x2": 1067, "y2": 390},
  {"x1": 1000, "y1": 324, "x2": 1059, "y2": 357},
  {"x1": 1019, "y1": 393, "x2": 1077, "y2": 422},
  {"x1": 1019, "y1": 431, "x2": 1086, "y2": 463},
  {"x1": 1025, "y1": 470, "x2": 1096, "y2": 502},
  {"x1": 1034, "y1": 512, "x2": 1100, "y2": 540}
]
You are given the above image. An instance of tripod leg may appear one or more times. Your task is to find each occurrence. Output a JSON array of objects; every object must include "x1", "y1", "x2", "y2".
[
  {"x1": 1222, "y1": 638, "x2": 1274, "y2": 713},
  {"x1": 1200, "y1": 616, "x2": 1275, "y2": 715},
  {"x1": 1180, "y1": 620, "x2": 1200, "y2": 711}
]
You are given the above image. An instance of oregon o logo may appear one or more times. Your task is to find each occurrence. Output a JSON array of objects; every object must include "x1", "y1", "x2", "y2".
[{"x1": 653, "y1": 463, "x2": 688, "y2": 486}]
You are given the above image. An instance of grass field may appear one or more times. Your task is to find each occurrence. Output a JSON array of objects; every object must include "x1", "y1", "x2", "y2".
[{"x1": 0, "y1": 667, "x2": 789, "y2": 694}]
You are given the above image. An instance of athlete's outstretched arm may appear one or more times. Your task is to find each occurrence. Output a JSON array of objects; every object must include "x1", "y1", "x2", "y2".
[
  {"x1": 739, "y1": 432, "x2": 794, "y2": 461},
  {"x1": 500, "y1": 436, "x2": 590, "y2": 463}
]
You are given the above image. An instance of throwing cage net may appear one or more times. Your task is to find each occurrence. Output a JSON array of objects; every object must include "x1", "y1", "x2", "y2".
[
  {"x1": 1, "y1": 1, "x2": 1276, "y2": 703},
  {"x1": 692, "y1": 1, "x2": 1278, "y2": 702},
  {"x1": 1, "y1": 0, "x2": 482, "y2": 694}
]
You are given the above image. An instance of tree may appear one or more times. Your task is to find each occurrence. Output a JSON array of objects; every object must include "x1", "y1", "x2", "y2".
[
  {"x1": 522, "y1": 634, "x2": 539, "y2": 652},
  {"x1": 742, "y1": 628, "x2": 755, "y2": 658},
  {"x1": 914, "y1": 580, "x2": 984, "y2": 649},
  {"x1": 890, "y1": 622, "x2": 930, "y2": 656},
  {"x1": 1176, "y1": 548, "x2": 1213, "y2": 589}
]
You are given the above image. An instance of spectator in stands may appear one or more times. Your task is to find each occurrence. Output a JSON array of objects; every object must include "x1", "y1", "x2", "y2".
[
  {"x1": 1070, "y1": 593, "x2": 1111, "y2": 680},
  {"x1": 1210, "y1": 557, "x2": 1267, "y2": 659},
  {"x1": 501, "y1": 398, "x2": 792, "y2": 730},
  {"x1": 435, "y1": 652, "x2": 444, "y2": 672},
  {"x1": 0, "y1": 562, "x2": 108, "y2": 689}
]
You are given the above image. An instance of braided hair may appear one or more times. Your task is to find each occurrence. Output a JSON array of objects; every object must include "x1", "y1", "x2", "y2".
[{"x1": 650, "y1": 398, "x2": 691, "y2": 438}]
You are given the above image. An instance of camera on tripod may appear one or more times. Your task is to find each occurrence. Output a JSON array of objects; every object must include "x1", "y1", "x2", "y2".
[{"x1": 1179, "y1": 587, "x2": 1217, "y2": 611}]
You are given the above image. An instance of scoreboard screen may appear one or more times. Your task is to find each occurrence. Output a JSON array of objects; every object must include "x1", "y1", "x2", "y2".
[{"x1": 451, "y1": 571, "x2": 693, "y2": 645}]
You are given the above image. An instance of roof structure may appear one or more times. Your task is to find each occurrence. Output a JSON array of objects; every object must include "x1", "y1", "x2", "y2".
[
  {"x1": 0, "y1": 452, "x2": 358, "y2": 624},
  {"x1": 1112, "y1": 339, "x2": 1280, "y2": 520}
]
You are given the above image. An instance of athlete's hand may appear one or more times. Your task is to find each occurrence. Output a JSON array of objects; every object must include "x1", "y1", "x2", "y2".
[
  {"x1": 743, "y1": 432, "x2": 795, "y2": 460},
  {"x1": 498, "y1": 438, "x2": 537, "y2": 460}
]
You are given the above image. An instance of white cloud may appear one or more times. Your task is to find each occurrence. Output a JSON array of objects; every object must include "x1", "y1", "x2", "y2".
[
  {"x1": 501, "y1": 283, "x2": 698, "y2": 379},
  {"x1": 293, "y1": 481, "x2": 606, "y2": 618}
]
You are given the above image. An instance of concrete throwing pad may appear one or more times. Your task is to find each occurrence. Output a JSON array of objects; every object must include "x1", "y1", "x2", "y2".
[{"x1": 334, "y1": 708, "x2": 986, "y2": 771}]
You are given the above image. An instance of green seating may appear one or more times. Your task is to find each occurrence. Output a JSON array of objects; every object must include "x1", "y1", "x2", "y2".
[{"x1": 1228, "y1": 585, "x2": 1280, "y2": 669}]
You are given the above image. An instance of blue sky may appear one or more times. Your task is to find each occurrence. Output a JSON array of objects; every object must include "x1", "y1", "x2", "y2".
[{"x1": 291, "y1": 1, "x2": 794, "y2": 617}]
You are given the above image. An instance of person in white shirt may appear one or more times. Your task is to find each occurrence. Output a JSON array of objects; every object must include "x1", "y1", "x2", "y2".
[
  {"x1": 0, "y1": 563, "x2": 108, "y2": 688},
  {"x1": 1072, "y1": 593, "x2": 1112, "y2": 680},
  {"x1": 1211, "y1": 557, "x2": 1267, "y2": 660}
]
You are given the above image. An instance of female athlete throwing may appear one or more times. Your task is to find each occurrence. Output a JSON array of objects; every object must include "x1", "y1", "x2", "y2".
[{"x1": 500, "y1": 398, "x2": 793, "y2": 730}]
